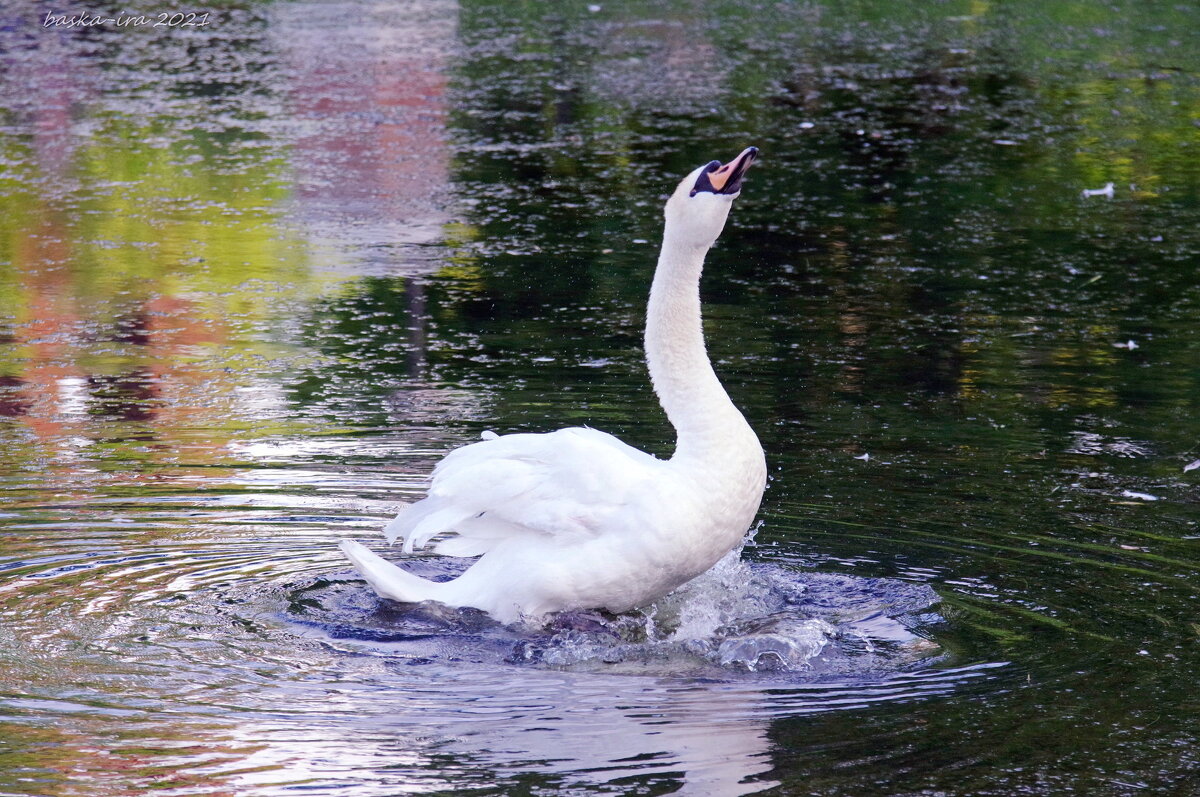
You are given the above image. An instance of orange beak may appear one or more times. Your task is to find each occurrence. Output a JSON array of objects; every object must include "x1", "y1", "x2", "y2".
[
  {"x1": 708, "y1": 147, "x2": 759, "y2": 192},
  {"x1": 690, "y1": 147, "x2": 759, "y2": 196}
]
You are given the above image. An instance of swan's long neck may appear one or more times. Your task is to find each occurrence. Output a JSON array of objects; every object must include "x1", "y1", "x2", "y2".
[{"x1": 645, "y1": 228, "x2": 755, "y2": 466}]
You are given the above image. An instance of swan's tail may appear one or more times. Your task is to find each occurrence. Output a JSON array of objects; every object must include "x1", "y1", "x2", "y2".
[{"x1": 339, "y1": 540, "x2": 444, "y2": 604}]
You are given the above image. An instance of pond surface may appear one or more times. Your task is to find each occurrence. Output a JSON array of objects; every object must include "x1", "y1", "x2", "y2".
[{"x1": 2, "y1": 0, "x2": 1199, "y2": 794}]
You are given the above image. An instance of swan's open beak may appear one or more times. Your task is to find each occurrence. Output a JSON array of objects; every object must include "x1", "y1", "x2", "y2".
[{"x1": 691, "y1": 146, "x2": 759, "y2": 197}]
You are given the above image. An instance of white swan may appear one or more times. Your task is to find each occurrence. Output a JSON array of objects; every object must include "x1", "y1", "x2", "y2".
[{"x1": 340, "y1": 147, "x2": 767, "y2": 624}]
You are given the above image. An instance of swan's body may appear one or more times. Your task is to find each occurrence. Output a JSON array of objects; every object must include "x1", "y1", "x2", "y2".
[{"x1": 341, "y1": 148, "x2": 767, "y2": 624}]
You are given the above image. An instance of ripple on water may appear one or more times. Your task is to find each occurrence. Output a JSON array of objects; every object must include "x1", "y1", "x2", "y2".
[{"x1": 0, "y1": 477, "x2": 1006, "y2": 797}]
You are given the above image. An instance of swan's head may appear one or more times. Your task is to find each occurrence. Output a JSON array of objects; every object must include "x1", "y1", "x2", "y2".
[{"x1": 663, "y1": 146, "x2": 758, "y2": 248}]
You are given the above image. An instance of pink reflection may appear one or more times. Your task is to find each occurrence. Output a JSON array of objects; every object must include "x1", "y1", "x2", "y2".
[{"x1": 271, "y1": 1, "x2": 455, "y2": 256}]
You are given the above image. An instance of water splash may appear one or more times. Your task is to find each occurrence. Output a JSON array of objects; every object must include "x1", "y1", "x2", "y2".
[{"x1": 294, "y1": 541, "x2": 943, "y2": 680}]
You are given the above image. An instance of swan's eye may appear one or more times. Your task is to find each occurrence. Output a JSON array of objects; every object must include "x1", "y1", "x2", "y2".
[{"x1": 689, "y1": 161, "x2": 723, "y2": 196}]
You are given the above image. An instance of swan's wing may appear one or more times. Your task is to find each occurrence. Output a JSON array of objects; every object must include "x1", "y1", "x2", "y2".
[{"x1": 385, "y1": 427, "x2": 664, "y2": 555}]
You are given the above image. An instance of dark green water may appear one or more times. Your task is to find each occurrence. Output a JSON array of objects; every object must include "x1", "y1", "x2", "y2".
[{"x1": 1, "y1": 0, "x2": 1198, "y2": 794}]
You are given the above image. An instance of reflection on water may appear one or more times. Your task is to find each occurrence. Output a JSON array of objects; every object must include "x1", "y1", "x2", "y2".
[
  {"x1": 271, "y1": 1, "x2": 455, "y2": 271},
  {"x1": 1, "y1": 0, "x2": 1200, "y2": 794}
]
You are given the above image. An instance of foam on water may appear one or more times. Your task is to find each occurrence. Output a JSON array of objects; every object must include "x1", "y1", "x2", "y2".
[{"x1": 290, "y1": 538, "x2": 944, "y2": 680}]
